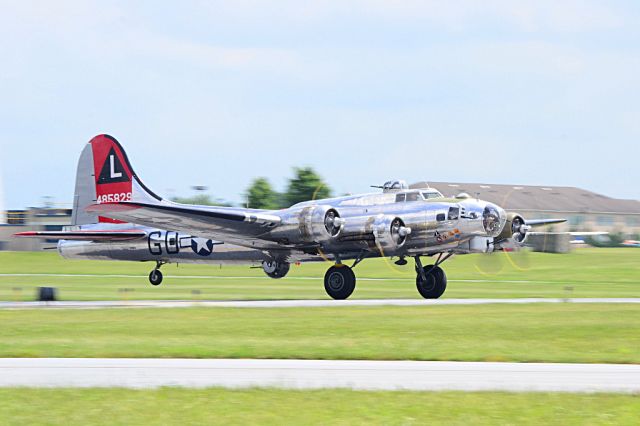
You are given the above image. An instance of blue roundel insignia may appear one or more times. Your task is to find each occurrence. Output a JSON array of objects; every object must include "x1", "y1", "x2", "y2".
[{"x1": 191, "y1": 238, "x2": 214, "y2": 256}]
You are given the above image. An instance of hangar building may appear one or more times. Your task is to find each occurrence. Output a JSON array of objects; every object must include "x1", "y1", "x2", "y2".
[{"x1": 410, "y1": 181, "x2": 640, "y2": 235}]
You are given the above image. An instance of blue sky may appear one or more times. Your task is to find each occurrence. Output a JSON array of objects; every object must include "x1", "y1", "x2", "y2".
[{"x1": 1, "y1": 0, "x2": 639, "y2": 209}]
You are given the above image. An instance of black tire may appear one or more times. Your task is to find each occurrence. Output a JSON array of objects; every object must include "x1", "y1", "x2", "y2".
[
  {"x1": 324, "y1": 265, "x2": 356, "y2": 300},
  {"x1": 416, "y1": 265, "x2": 447, "y2": 299},
  {"x1": 264, "y1": 261, "x2": 290, "y2": 279},
  {"x1": 149, "y1": 270, "x2": 163, "y2": 286}
]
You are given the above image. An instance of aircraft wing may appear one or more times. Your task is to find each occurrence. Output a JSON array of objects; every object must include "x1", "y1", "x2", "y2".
[
  {"x1": 14, "y1": 230, "x2": 147, "y2": 241},
  {"x1": 566, "y1": 231, "x2": 608, "y2": 236},
  {"x1": 525, "y1": 218, "x2": 566, "y2": 227},
  {"x1": 87, "y1": 201, "x2": 282, "y2": 246}
]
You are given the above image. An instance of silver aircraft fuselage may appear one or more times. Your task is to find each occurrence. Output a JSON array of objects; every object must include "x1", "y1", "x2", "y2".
[
  {"x1": 259, "y1": 187, "x2": 507, "y2": 262},
  {"x1": 57, "y1": 225, "x2": 270, "y2": 265},
  {"x1": 60, "y1": 187, "x2": 508, "y2": 265}
]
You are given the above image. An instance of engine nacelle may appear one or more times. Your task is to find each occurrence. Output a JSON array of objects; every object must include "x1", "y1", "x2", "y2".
[
  {"x1": 299, "y1": 206, "x2": 344, "y2": 244},
  {"x1": 370, "y1": 215, "x2": 412, "y2": 251},
  {"x1": 496, "y1": 213, "x2": 530, "y2": 244}
]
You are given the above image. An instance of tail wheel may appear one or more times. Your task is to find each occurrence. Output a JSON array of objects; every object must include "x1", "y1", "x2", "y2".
[
  {"x1": 324, "y1": 265, "x2": 356, "y2": 300},
  {"x1": 416, "y1": 265, "x2": 447, "y2": 299},
  {"x1": 149, "y1": 270, "x2": 163, "y2": 286}
]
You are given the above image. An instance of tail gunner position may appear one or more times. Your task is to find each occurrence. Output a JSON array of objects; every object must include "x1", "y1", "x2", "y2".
[{"x1": 17, "y1": 135, "x2": 564, "y2": 299}]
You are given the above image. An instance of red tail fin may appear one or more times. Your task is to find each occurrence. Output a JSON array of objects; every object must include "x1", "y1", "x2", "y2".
[
  {"x1": 72, "y1": 134, "x2": 162, "y2": 225},
  {"x1": 90, "y1": 135, "x2": 135, "y2": 223}
]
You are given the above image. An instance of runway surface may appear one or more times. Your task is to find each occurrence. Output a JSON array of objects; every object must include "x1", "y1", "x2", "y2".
[
  {"x1": 0, "y1": 272, "x2": 624, "y2": 286},
  {"x1": 0, "y1": 298, "x2": 639, "y2": 309},
  {"x1": 1, "y1": 358, "x2": 638, "y2": 392}
]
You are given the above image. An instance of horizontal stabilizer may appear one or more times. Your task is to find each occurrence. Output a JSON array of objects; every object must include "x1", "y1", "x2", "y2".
[{"x1": 13, "y1": 230, "x2": 147, "y2": 241}]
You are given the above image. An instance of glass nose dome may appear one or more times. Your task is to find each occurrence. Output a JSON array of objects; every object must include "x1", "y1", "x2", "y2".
[{"x1": 482, "y1": 205, "x2": 504, "y2": 236}]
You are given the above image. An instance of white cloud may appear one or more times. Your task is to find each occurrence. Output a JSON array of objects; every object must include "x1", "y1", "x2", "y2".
[
  {"x1": 129, "y1": 32, "x2": 300, "y2": 72},
  {"x1": 1, "y1": 0, "x2": 639, "y2": 208},
  {"x1": 196, "y1": 0, "x2": 626, "y2": 33},
  {"x1": 0, "y1": 1, "x2": 123, "y2": 35}
]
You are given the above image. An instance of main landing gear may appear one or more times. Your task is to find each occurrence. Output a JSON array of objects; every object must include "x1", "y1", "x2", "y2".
[
  {"x1": 321, "y1": 252, "x2": 453, "y2": 300},
  {"x1": 149, "y1": 261, "x2": 166, "y2": 286},
  {"x1": 414, "y1": 253, "x2": 452, "y2": 299},
  {"x1": 324, "y1": 264, "x2": 356, "y2": 300},
  {"x1": 323, "y1": 253, "x2": 366, "y2": 300}
]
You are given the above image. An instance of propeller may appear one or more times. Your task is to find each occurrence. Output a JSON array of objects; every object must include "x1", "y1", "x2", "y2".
[
  {"x1": 473, "y1": 250, "x2": 506, "y2": 275},
  {"x1": 474, "y1": 189, "x2": 532, "y2": 275},
  {"x1": 323, "y1": 209, "x2": 343, "y2": 237},
  {"x1": 511, "y1": 216, "x2": 531, "y2": 244},
  {"x1": 374, "y1": 217, "x2": 414, "y2": 275},
  {"x1": 311, "y1": 185, "x2": 344, "y2": 264},
  {"x1": 390, "y1": 218, "x2": 411, "y2": 246}
]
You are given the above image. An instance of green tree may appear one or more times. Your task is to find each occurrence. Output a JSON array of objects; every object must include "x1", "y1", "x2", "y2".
[
  {"x1": 284, "y1": 167, "x2": 332, "y2": 207},
  {"x1": 171, "y1": 194, "x2": 232, "y2": 207},
  {"x1": 246, "y1": 178, "x2": 280, "y2": 210}
]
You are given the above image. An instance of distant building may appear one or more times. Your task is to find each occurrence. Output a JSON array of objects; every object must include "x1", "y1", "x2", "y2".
[
  {"x1": 0, "y1": 207, "x2": 72, "y2": 251},
  {"x1": 411, "y1": 181, "x2": 640, "y2": 234},
  {"x1": 0, "y1": 170, "x2": 5, "y2": 224}
]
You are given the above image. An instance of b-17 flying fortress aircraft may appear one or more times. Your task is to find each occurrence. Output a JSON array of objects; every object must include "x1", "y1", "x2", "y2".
[{"x1": 16, "y1": 135, "x2": 564, "y2": 299}]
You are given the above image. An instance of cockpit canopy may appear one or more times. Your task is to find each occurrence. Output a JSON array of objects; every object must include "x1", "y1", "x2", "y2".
[
  {"x1": 380, "y1": 181, "x2": 443, "y2": 200},
  {"x1": 339, "y1": 186, "x2": 443, "y2": 207}
]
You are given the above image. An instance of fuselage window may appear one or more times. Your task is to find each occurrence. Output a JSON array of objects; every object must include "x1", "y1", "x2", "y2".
[
  {"x1": 436, "y1": 213, "x2": 446, "y2": 222},
  {"x1": 395, "y1": 193, "x2": 406, "y2": 203},
  {"x1": 448, "y1": 207, "x2": 459, "y2": 220}
]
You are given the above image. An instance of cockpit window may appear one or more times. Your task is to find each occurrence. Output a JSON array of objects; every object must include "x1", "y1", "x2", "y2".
[
  {"x1": 422, "y1": 191, "x2": 443, "y2": 199},
  {"x1": 448, "y1": 207, "x2": 459, "y2": 220},
  {"x1": 406, "y1": 192, "x2": 420, "y2": 202},
  {"x1": 436, "y1": 213, "x2": 446, "y2": 222},
  {"x1": 395, "y1": 193, "x2": 406, "y2": 203}
]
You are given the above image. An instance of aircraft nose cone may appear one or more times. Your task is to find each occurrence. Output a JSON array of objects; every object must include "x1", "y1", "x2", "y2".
[{"x1": 482, "y1": 204, "x2": 506, "y2": 237}]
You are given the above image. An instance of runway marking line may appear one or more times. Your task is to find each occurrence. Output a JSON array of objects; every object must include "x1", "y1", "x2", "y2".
[
  {"x1": 1, "y1": 359, "x2": 639, "y2": 392},
  {"x1": 0, "y1": 298, "x2": 639, "y2": 310}
]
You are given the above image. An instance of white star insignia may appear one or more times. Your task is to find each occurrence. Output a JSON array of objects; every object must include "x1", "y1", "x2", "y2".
[{"x1": 193, "y1": 237, "x2": 210, "y2": 253}]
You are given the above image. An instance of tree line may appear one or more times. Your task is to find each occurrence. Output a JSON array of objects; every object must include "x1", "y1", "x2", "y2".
[{"x1": 172, "y1": 167, "x2": 332, "y2": 209}]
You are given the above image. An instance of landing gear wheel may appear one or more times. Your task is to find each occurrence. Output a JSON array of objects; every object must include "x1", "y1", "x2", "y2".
[
  {"x1": 416, "y1": 265, "x2": 447, "y2": 299},
  {"x1": 262, "y1": 261, "x2": 290, "y2": 279},
  {"x1": 149, "y1": 269, "x2": 163, "y2": 286},
  {"x1": 324, "y1": 265, "x2": 356, "y2": 300}
]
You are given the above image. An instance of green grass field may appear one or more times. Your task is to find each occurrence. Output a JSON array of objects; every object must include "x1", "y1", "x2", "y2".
[
  {"x1": 2, "y1": 304, "x2": 639, "y2": 363},
  {"x1": 1, "y1": 388, "x2": 638, "y2": 425},
  {"x1": 0, "y1": 248, "x2": 638, "y2": 301},
  {"x1": 1, "y1": 250, "x2": 639, "y2": 424}
]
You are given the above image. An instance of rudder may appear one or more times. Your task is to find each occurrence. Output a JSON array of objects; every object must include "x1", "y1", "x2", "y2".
[{"x1": 71, "y1": 134, "x2": 162, "y2": 225}]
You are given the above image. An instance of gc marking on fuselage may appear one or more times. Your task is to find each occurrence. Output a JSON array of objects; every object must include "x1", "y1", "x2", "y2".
[{"x1": 148, "y1": 231, "x2": 217, "y2": 256}]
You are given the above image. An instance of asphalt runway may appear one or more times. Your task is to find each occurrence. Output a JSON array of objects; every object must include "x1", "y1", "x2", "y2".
[
  {"x1": 1, "y1": 358, "x2": 638, "y2": 392},
  {"x1": 0, "y1": 298, "x2": 639, "y2": 309}
]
